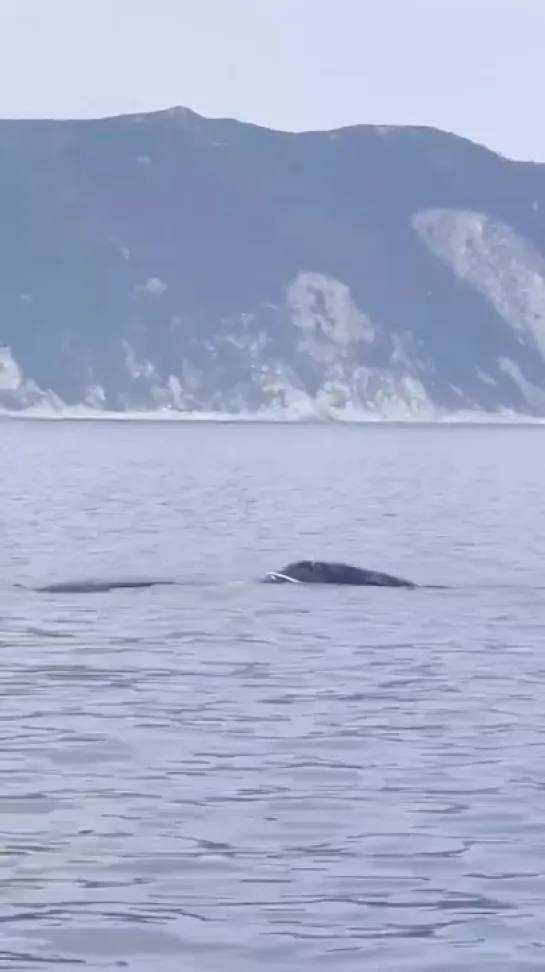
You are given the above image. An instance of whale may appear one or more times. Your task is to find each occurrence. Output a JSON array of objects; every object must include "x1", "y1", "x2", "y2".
[
  {"x1": 26, "y1": 562, "x2": 416, "y2": 594},
  {"x1": 31, "y1": 578, "x2": 176, "y2": 594},
  {"x1": 263, "y1": 560, "x2": 416, "y2": 588}
]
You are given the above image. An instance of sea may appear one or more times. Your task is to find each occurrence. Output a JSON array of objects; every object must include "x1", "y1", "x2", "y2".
[{"x1": 0, "y1": 418, "x2": 544, "y2": 971}]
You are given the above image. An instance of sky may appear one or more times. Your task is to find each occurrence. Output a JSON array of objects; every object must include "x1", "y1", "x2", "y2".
[{"x1": 0, "y1": 0, "x2": 542, "y2": 162}]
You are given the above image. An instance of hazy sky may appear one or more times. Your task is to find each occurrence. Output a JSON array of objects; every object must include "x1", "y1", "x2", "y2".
[{"x1": 0, "y1": 0, "x2": 542, "y2": 161}]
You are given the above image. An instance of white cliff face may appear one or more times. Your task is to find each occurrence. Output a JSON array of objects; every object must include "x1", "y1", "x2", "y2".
[
  {"x1": 0, "y1": 347, "x2": 23, "y2": 390},
  {"x1": 277, "y1": 272, "x2": 433, "y2": 418},
  {"x1": 2, "y1": 244, "x2": 545, "y2": 419},
  {"x1": 413, "y1": 208, "x2": 545, "y2": 410},
  {"x1": 0, "y1": 347, "x2": 63, "y2": 412},
  {"x1": 0, "y1": 253, "x2": 539, "y2": 419},
  {"x1": 497, "y1": 358, "x2": 545, "y2": 412},
  {"x1": 286, "y1": 272, "x2": 376, "y2": 354},
  {"x1": 106, "y1": 271, "x2": 436, "y2": 419}
]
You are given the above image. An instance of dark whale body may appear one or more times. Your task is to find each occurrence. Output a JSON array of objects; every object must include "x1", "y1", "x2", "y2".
[
  {"x1": 34, "y1": 578, "x2": 176, "y2": 594},
  {"x1": 264, "y1": 560, "x2": 416, "y2": 588}
]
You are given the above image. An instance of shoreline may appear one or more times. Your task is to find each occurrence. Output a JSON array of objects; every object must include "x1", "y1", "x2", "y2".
[{"x1": 2, "y1": 408, "x2": 545, "y2": 427}]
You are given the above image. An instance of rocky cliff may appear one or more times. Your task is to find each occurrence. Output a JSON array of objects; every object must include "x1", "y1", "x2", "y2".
[{"x1": 1, "y1": 106, "x2": 545, "y2": 419}]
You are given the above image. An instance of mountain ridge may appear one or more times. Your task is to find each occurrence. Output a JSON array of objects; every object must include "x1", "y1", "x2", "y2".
[{"x1": 1, "y1": 106, "x2": 545, "y2": 420}]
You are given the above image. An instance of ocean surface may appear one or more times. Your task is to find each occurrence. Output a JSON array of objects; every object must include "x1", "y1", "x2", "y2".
[{"x1": 1, "y1": 418, "x2": 545, "y2": 971}]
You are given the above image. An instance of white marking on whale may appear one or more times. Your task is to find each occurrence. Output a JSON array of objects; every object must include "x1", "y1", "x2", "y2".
[{"x1": 264, "y1": 571, "x2": 301, "y2": 584}]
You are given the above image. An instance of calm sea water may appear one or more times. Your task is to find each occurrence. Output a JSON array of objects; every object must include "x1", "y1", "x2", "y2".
[{"x1": 1, "y1": 419, "x2": 545, "y2": 971}]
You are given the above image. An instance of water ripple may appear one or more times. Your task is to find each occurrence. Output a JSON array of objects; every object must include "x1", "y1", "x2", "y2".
[{"x1": 0, "y1": 422, "x2": 545, "y2": 969}]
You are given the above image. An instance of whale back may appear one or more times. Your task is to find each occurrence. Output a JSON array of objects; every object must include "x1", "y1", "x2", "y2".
[{"x1": 265, "y1": 560, "x2": 415, "y2": 587}]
